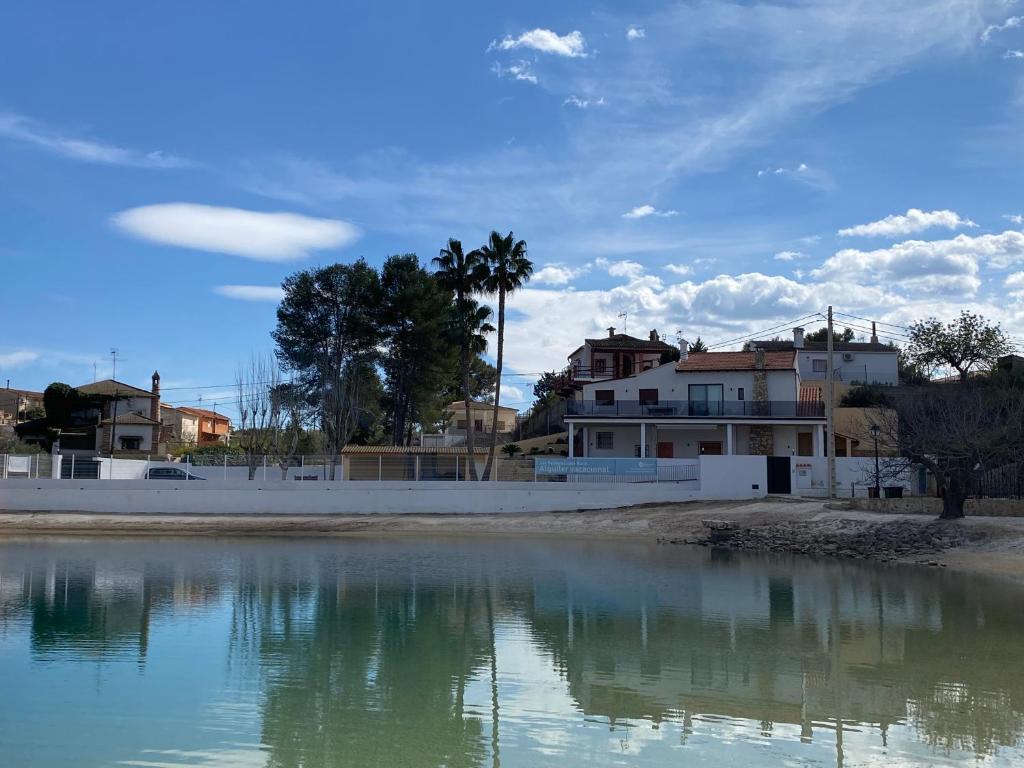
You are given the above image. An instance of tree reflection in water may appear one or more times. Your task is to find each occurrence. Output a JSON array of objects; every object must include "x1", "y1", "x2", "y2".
[{"x1": 1, "y1": 538, "x2": 1023, "y2": 767}]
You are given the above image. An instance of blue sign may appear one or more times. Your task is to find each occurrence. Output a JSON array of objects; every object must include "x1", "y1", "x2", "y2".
[{"x1": 535, "y1": 457, "x2": 658, "y2": 476}]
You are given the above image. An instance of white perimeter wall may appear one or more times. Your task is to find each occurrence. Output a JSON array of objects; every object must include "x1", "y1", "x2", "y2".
[
  {"x1": 699, "y1": 456, "x2": 768, "y2": 498},
  {"x1": 0, "y1": 479, "x2": 704, "y2": 515}
]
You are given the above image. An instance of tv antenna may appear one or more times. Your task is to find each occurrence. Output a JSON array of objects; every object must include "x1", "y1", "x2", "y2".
[
  {"x1": 110, "y1": 349, "x2": 119, "y2": 381},
  {"x1": 618, "y1": 311, "x2": 629, "y2": 333}
]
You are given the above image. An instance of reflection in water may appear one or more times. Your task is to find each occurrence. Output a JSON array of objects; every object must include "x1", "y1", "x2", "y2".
[{"x1": 0, "y1": 537, "x2": 1022, "y2": 767}]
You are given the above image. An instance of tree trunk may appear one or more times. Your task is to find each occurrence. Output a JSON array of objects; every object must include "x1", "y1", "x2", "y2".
[
  {"x1": 462, "y1": 345, "x2": 479, "y2": 481},
  {"x1": 482, "y1": 289, "x2": 505, "y2": 481},
  {"x1": 939, "y1": 473, "x2": 967, "y2": 519}
]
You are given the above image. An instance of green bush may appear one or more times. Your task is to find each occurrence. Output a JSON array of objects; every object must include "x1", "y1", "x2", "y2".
[{"x1": 184, "y1": 444, "x2": 246, "y2": 465}]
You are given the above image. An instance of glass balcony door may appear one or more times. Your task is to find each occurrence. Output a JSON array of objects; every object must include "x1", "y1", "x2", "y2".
[{"x1": 688, "y1": 384, "x2": 724, "y2": 416}]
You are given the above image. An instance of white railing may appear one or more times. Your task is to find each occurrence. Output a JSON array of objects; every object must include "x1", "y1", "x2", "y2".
[{"x1": 0, "y1": 454, "x2": 52, "y2": 479}]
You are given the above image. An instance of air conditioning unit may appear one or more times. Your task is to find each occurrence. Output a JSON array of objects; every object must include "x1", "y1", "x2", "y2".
[{"x1": 842, "y1": 352, "x2": 855, "y2": 362}]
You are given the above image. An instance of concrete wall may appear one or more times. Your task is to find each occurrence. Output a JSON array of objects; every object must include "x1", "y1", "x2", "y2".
[
  {"x1": 847, "y1": 497, "x2": 1024, "y2": 517},
  {"x1": 699, "y1": 455, "x2": 768, "y2": 498},
  {"x1": 0, "y1": 479, "x2": 704, "y2": 515}
]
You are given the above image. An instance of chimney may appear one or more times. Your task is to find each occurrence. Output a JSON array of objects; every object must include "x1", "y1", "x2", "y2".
[
  {"x1": 649, "y1": 329, "x2": 658, "y2": 342},
  {"x1": 793, "y1": 326, "x2": 805, "y2": 349},
  {"x1": 678, "y1": 337, "x2": 689, "y2": 361},
  {"x1": 150, "y1": 371, "x2": 161, "y2": 423},
  {"x1": 870, "y1": 321, "x2": 878, "y2": 344},
  {"x1": 607, "y1": 326, "x2": 616, "y2": 338}
]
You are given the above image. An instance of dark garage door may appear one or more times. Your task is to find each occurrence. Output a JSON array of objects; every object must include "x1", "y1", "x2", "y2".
[{"x1": 767, "y1": 456, "x2": 791, "y2": 494}]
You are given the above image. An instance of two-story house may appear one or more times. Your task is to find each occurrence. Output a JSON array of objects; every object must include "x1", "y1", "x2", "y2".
[
  {"x1": 749, "y1": 327, "x2": 899, "y2": 387},
  {"x1": 175, "y1": 406, "x2": 232, "y2": 445},
  {"x1": 566, "y1": 328, "x2": 678, "y2": 395},
  {"x1": 563, "y1": 347, "x2": 827, "y2": 466},
  {"x1": 0, "y1": 386, "x2": 44, "y2": 425},
  {"x1": 75, "y1": 372, "x2": 163, "y2": 454}
]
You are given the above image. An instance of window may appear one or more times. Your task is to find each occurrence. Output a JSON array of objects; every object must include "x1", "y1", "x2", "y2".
[
  {"x1": 639, "y1": 388, "x2": 659, "y2": 405},
  {"x1": 593, "y1": 359, "x2": 607, "y2": 374},
  {"x1": 812, "y1": 359, "x2": 828, "y2": 373},
  {"x1": 474, "y1": 419, "x2": 484, "y2": 432},
  {"x1": 688, "y1": 384, "x2": 724, "y2": 416},
  {"x1": 120, "y1": 436, "x2": 142, "y2": 450},
  {"x1": 595, "y1": 389, "x2": 615, "y2": 406},
  {"x1": 699, "y1": 441, "x2": 722, "y2": 455},
  {"x1": 596, "y1": 431, "x2": 614, "y2": 450},
  {"x1": 737, "y1": 387, "x2": 745, "y2": 401}
]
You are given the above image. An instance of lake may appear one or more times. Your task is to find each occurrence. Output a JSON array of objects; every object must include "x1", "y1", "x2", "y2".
[{"x1": 1, "y1": 536, "x2": 1022, "y2": 767}]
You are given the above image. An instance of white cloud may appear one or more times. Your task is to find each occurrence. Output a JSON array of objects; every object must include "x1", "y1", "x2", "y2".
[
  {"x1": 663, "y1": 264, "x2": 692, "y2": 276},
  {"x1": 0, "y1": 113, "x2": 189, "y2": 168},
  {"x1": 1005, "y1": 213, "x2": 1024, "y2": 225},
  {"x1": 213, "y1": 285, "x2": 285, "y2": 302},
  {"x1": 982, "y1": 15, "x2": 1022, "y2": 42},
  {"x1": 491, "y1": 60, "x2": 538, "y2": 84},
  {"x1": 838, "y1": 208, "x2": 977, "y2": 237},
  {"x1": 112, "y1": 203, "x2": 360, "y2": 261},
  {"x1": 564, "y1": 95, "x2": 605, "y2": 109},
  {"x1": 773, "y1": 250, "x2": 808, "y2": 261},
  {"x1": 1005, "y1": 49, "x2": 1024, "y2": 59},
  {"x1": 489, "y1": 29, "x2": 587, "y2": 58},
  {"x1": 596, "y1": 258, "x2": 646, "y2": 279},
  {"x1": 0, "y1": 350, "x2": 40, "y2": 368},
  {"x1": 1006, "y1": 272, "x2": 1024, "y2": 298},
  {"x1": 626, "y1": 27, "x2": 646, "y2": 41},
  {"x1": 812, "y1": 231, "x2": 1024, "y2": 295},
  {"x1": 532, "y1": 263, "x2": 589, "y2": 286},
  {"x1": 622, "y1": 204, "x2": 678, "y2": 219}
]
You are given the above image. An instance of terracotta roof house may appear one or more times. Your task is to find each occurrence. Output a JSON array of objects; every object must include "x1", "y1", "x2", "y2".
[
  {"x1": 0, "y1": 387, "x2": 44, "y2": 425},
  {"x1": 563, "y1": 345, "x2": 830, "y2": 490},
  {"x1": 66, "y1": 372, "x2": 163, "y2": 455},
  {"x1": 566, "y1": 327, "x2": 678, "y2": 387},
  {"x1": 175, "y1": 406, "x2": 232, "y2": 445}
]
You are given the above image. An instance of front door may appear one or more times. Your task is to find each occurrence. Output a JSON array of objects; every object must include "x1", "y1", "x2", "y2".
[
  {"x1": 767, "y1": 456, "x2": 792, "y2": 494},
  {"x1": 656, "y1": 441, "x2": 674, "y2": 458}
]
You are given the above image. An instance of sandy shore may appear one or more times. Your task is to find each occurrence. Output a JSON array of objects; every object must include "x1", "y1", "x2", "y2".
[{"x1": 2, "y1": 498, "x2": 1023, "y2": 582}]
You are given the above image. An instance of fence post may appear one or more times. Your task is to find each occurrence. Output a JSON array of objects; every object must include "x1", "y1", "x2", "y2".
[
  {"x1": 146, "y1": 455, "x2": 150, "y2": 480},
  {"x1": 415, "y1": 455, "x2": 420, "y2": 482},
  {"x1": 2, "y1": 454, "x2": 7, "y2": 479},
  {"x1": 71, "y1": 454, "x2": 75, "y2": 480},
  {"x1": 300, "y1": 454, "x2": 304, "y2": 481},
  {"x1": 186, "y1": 455, "x2": 191, "y2": 478},
  {"x1": 263, "y1": 455, "x2": 267, "y2": 481},
  {"x1": 455, "y1": 455, "x2": 459, "y2": 481},
  {"x1": 224, "y1": 455, "x2": 228, "y2": 481},
  {"x1": 378, "y1": 455, "x2": 383, "y2": 482}
]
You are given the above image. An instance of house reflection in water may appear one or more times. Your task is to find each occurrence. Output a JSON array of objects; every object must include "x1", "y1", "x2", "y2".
[{"x1": 1, "y1": 538, "x2": 1022, "y2": 767}]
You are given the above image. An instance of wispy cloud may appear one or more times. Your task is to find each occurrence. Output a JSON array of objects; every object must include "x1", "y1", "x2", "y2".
[
  {"x1": 1006, "y1": 49, "x2": 1024, "y2": 59},
  {"x1": 982, "y1": 15, "x2": 1022, "y2": 42},
  {"x1": 626, "y1": 27, "x2": 646, "y2": 41},
  {"x1": 213, "y1": 285, "x2": 285, "y2": 302},
  {"x1": 622, "y1": 204, "x2": 678, "y2": 219},
  {"x1": 112, "y1": 203, "x2": 360, "y2": 261},
  {"x1": 489, "y1": 29, "x2": 587, "y2": 58},
  {"x1": 663, "y1": 264, "x2": 692, "y2": 276},
  {"x1": 564, "y1": 95, "x2": 605, "y2": 109},
  {"x1": 838, "y1": 208, "x2": 977, "y2": 237},
  {"x1": 1005, "y1": 213, "x2": 1024, "y2": 225},
  {"x1": 491, "y1": 60, "x2": 538, "y2": 84},
  {"x1": 596, "y1": 258, "x2": 646, "y2": 279},
  {"x1": 0, "y1": 112, "x2": 190, "y2": 168},
  {"x1": 0, "y1": 350, "x2": 40, "y2": 368},
  {"x1": 773, "y1": 250, "x2": 809, "y2": 261}
]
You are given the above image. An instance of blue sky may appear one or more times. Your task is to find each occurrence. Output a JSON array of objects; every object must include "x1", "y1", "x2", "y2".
[{"x1": 2, "y1": 0, "x2": 1024, "y2": 414}]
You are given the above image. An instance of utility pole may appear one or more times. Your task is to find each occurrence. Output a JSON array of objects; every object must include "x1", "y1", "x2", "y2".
[
  {"x1": 826, "y1": 306, "x2": 836, "y2": 499},
  {"x1": 108, "y1": 349, "x2": 120, "y2": 456}
]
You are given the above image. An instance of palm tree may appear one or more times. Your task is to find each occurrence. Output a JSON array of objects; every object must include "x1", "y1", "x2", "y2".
[
  {"x1": 478, "y1": 231, "x2": 532, "y2": 481},
  {"x1": 433, "y1": 238, "x2": 493, "y2": 480}
]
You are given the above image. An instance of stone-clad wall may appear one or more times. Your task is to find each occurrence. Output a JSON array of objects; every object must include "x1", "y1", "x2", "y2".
[{"x1": 846, "y1": 497, "x2": 1024, "y2": 517}]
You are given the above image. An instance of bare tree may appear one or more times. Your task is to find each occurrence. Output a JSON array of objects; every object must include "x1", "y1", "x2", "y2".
[
  {"x1": 270, "y1": 382, "x2": 306, "y2": 480},
  {"x1": 236, "y1": 354, "x2": 281, "y2": 480},
  {"x1": 872, "y1": 381, "x2": 1024, "y2": 518}
]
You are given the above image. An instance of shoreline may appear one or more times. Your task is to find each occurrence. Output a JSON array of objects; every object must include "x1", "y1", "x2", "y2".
[{"x1": 2, "y1": 499, "x2": 1023, "y2": 583}]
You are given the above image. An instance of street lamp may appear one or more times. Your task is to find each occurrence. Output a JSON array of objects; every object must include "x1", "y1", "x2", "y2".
[{"x1": 870, "y1": 423, "x2": 881, "y2": 498}]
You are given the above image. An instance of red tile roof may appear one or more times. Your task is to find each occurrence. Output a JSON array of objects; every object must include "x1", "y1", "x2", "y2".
[
  {"x1": 675, "y1": 351, "x2": 796, "y2": 372},
  {"x1": 177, "y1": 406, "x2": 231, "y2": 421}
]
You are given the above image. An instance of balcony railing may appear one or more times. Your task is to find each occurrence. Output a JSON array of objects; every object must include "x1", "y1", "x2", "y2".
[{"x1": 566, "y1": 400, "x2": 824, "y2": 418}]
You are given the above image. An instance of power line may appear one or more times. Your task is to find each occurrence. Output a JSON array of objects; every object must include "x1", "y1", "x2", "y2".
[
  {"x1": 832, "y1": 311, "x2": 911, "y2": 331},
  {"x1": 704, "y1": 312, "x2": 826, "y2": 350}
]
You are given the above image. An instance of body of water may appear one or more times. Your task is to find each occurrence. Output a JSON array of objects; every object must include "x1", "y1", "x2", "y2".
[{"x1": 1, "y1": 536, "x2": 1022, "y2": 767}]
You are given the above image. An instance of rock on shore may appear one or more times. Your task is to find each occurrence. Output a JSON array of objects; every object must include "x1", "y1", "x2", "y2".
[{"x1": 659, "y1": 517, "x2": 986, "y2": 565}]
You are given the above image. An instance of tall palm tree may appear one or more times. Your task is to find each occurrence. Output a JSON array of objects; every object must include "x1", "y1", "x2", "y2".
[
  {"x1": 478, "y1": 231, "x2": 532, "y2": 481},
  {"x1": 433, "y1": 238, "x2": 493, "y2": 480}
]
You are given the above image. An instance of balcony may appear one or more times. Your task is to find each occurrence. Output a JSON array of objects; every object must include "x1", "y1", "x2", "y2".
[{"x1": 566, "y1": 400, "x2": 825, "y2": 418}]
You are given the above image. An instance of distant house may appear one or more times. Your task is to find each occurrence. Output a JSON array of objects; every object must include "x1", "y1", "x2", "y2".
[
  {"x1": 0, "y1": 387, "x2": 44, "y2": 425},
  {"x1": 72, "y1": 372, "x2": 163, "y2": 454},
  {"x1": 174, "y1": 406, "x2": 231, "y2": 445},
  {"x1": 445, "y1": 400, "x2": 518, "y2": 437},
  {"x1": 159, "y1": 404, "x2": 200, "y2": 447},
  {"x1": 748, "y1": 327, "x2": 899, "y2": 387},
  {"x1": 566, "y1": 327, "x2": 678, "y2": 393}
]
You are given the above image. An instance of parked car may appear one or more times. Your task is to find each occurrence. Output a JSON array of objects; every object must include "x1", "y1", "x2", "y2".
[{"x1": 146, "y1": 467, "x2": 206, "y2": 480}]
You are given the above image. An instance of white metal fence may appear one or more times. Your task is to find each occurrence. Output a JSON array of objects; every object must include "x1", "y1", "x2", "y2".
[{"x1": 0, "y1": 454, "x2": 51, "y2": 479}]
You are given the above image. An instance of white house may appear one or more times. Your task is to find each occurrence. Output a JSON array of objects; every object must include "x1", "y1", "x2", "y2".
[
  {"x1": 564, "y1": 347, "x2": 827, "y2": 492},
  {"x1": 751, "y1": 327, "x2": 899, "y2": 386}
]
